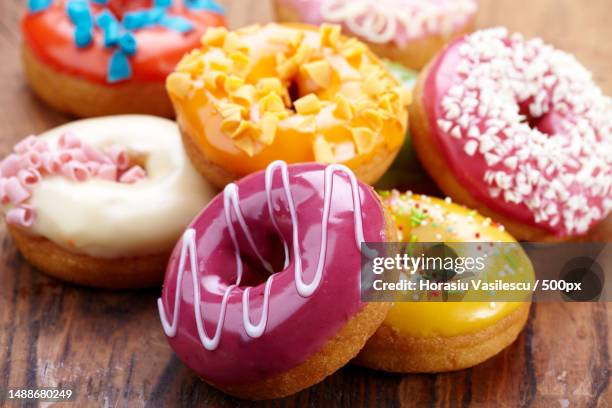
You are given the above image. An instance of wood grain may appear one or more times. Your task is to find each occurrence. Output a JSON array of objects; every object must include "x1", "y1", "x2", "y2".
[{"x1": 0, "y1": 0, "x2": 610, "y2": 407}]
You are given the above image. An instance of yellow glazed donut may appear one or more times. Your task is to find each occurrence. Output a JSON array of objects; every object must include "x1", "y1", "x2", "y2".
[
  {"x1": 355, "y1": 190, "x2": 533, "y2": 372},
  {"x1": 0, "y1": 115, "x2": 216, "y2": 289},
  {"x1": 166, "y1": 23, "x2": 410, "y2": 187}
]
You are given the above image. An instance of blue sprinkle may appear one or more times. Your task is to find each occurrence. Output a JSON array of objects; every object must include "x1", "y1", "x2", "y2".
[
  {"x1": 147, "y1": 7, "x2": 166, "y2": 23},
  {"x1": 154, "y1": 0, "x2": 172, "y2": 8},
  {"x1": 159, "y1": 15, "x2": 194, "y2": 33},
  {"x1": 91, "y1": 0, "x2": 108, "y2": 4},
  {"x1": 66, "y1": 0, "x2": 93, "y2": 28},
  {"x1": 122, "y1": 10, "x2": 149, "y2": 30},
  {"x1": 74, "y1": 25, "x2": 93, "y2": 48},
  {"x1": 28, "y1": 0, "x2": 52, "y2": 13},
  {"x1": 96, "y1": 10, "x2": 120, "y2": 47},
  {"x1": 185, "y1": 0, "x2": 224, "y2": 14},
  {"x1": 119, "y1": 32, "x2": 137, "y2": 55},
  {"x1": 122, "y1": 8, "x2": 165, "y2": 30},
  {"x1": 96, "y1": 9, "x2": 116, "y2": 28},
  {"x1": 108, "y1": 50, "x2": 132, "y2": 83}
]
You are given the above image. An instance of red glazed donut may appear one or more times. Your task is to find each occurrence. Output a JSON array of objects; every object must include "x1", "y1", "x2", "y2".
[
  {"x1": 21, "y1": 0, "x2": 225, "y2": 117},
  {"x1": 157, "y1": 161, "x2": 393, "y2": 399},
  {"x1": 410, "y1": 28, "x2": 612, "y2": 241}
]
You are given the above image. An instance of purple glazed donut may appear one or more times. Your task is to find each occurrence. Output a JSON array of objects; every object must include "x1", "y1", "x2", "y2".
[{"x1": 157, "y1": 161, "x2": 393, "y2": 399}]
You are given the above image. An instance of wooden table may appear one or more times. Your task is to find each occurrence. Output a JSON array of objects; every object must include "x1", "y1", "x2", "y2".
[{"x1": 0, "y1": 0, "x2": 610, "y2": 406}]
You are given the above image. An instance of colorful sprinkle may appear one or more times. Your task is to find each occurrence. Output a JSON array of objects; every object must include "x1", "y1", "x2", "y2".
[
  {"x1": 159, "y1": 14, "x2": 194, "y2": 33},
  {"x1": 186, "y1": 0, "x2": 224, "y2": 14},
  {"x1": 108, "y1": 50, "x2": 132, "y2": 83},
  {"x1": 28, "y1": 0, "x2": 52, "y2": 13}
]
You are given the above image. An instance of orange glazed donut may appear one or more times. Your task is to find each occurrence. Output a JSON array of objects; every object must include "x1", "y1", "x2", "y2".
[
  {"x1": 166, "y1": 23, "x2": 410, "y2": 187},
  {"x1": 411, "y1": 28, "x2": 612, "y2": 241},
  {"x1": 22, "y1": 0, "x2": 225, "y2": 117}
]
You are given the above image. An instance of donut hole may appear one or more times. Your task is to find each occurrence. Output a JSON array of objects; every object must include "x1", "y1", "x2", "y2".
[
  {"x1": 287, "y1": 79, "x2": 302, "y2": 110},
  {"x1": 518, "y1": 101, "x2": 554, "y2": 136},
  {"x1": 234, "y1": 232, "x2": 287, "y2": 288},
  {"x1": 127, "y1": 151, "x2": 148, "y2": 169}
]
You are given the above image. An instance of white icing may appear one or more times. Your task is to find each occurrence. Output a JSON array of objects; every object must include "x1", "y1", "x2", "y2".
[
  {"x1": 158, "y1": 161, "x2": 365, "y2": 349},
  {"x1": 27, "y1": 115, "x2": 216, "y2": 258}
]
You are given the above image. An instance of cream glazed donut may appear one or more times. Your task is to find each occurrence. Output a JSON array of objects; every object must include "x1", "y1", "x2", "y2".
[
  {"x1": 158, "y1": 161, "x2": 394, "y2": 399},
  {"x1": 411, "y1": 28, "x2": 612, "y2": 241},
  {"x1": 273, "y1": 0, "x2": 478, "y2": 70},
  {"x1": 0, "y1": 115, "x2": 216, "y2": 288}
]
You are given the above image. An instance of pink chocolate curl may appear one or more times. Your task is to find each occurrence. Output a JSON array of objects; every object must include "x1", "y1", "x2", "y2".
[
  {"x1": 18, "y1": 168, "x2": 41, "y2": 187},
  {"x1": 14, "y1": 135, "x2": 38, "y2": 154},
  {"x1": 0, "y1": 179, "x2": 8, "y2": 204},
  {"x1": 85, "y1": 161, "x2": 101, "y2": 174},
  {"x1": 0, "y1": 154, "x2": 23, "y2": 177},
  {"x1": 5, "y1": 177, "x2": 30, "y2": 204},
  {"x1": 107, "y1": 145, "x2": 130, "y2": 170},
  {"x1": 82, "y1": 143, "x2": 109, "y2": 163},
  {"x1": 32, "y1": 139, "x2": 49, "y2": 153},
  {"x1": 6, "y1": 204, "x2": 35, "y2": 227},
  {"x1": 97, "y1": 163, "x2": 118, "y2": 181},
  {"x1": 119, "y1": 166, "x2": 146, "y2": 184},
  {"x1": 58, "y1": 132, "x2": 82, "y2": 149},
  {"x1": 21, "y1": 150, "x2": 43, "y2": 169},
  {"x1": 62, "y1": 161, "x2": 90, "y2": 182},
  {"x1": 42, "y1": 152, "x2": 62, "y2": 174}
]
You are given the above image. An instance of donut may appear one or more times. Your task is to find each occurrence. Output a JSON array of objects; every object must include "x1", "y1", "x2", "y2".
[
  {"x1": 273, "y1": 0, "x2": 478, "y2": 70},
  {"x1": 355, "y1": 190, "x2": 533, "y2": 372},
  {"x1": 0, "y1": 115, "x2": 215, "y2": 288},
  {"x1": 157, "y1": 161, "x2": 394, "y2": 399},
  {"x1": 22, "y1": 0, "x2": 225, "y2": 117},
  {"x1": 165, "y1": 23, "x2": 410, "y2": 188},
  {"x1": 410, "y1": 28, "x2": 612, "y2": 241}
]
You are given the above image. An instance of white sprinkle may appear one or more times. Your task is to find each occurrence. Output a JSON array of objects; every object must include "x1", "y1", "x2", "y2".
[{"x1": 464, "y1": 140, "x2": 478, "y2": 156}]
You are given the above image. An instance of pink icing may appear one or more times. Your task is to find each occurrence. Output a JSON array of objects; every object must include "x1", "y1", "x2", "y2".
[
  {"x1": 421, "y1": 28, "x2": 612, "y2": 237},
  {"x1": 158, "y1": 162, "x2": 387, "y2": 386},
  {"x1": 278, "y1": 0, "x2": 477, "y2": 45},
  {"x1": 0, "y1": 133, "x2": 148, "y2": 228}
]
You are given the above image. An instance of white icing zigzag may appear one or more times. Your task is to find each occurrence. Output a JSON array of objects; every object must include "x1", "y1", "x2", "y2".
[{"x1": 158, "y1": 161, "x2": 365, "y2": 350}]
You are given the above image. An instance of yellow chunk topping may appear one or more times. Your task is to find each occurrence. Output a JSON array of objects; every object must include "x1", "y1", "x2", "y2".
[
  {"x1": 233, "y1": 134, "x2": 255, "y2": 157},
  {"x1": 224, "y1": 75, "x2": 245, "y2": 93},
  {"x1": 229, "y1": 51, "x2": 250, "y2": 74},
  {"x1": 294, "y1": 94, "x2": 321, "y2": 115},
  {"x1": 201, "y1": 27, "x2": 228, "y2": 47},
  {"x1": 260, "y1": 114, "x2": 279, "y2": 145},
  {"x1": 232, "y1": 84, "x2": 256, "y2": 106},
  {"x1": 223, "y1": 32, "x2": 248, "y2": 53},
  {"x1": 313, "y1": 137, "x2": 334, "y2": 163},
  {"x1": 301, "y1": 60, "x2": 332, "y2": 89},
  {"x1": 333, "y1": 94, "x2": 353, "y2": 120},
  {"x1": 352, "y1": 127, "x2": 377, "y2": 154},
  {"x1": 256, "y1": 78, "x2": 284, "y2": 96},
  {"x1": 166, "y1": 72, "x2": 193, "y2": 99},
  {"x1": 259, "y1": 92, "x2": 286, "y2": 114},
  {"x1": 320, "y1": 24, "x2": 341, "y2": 48}
]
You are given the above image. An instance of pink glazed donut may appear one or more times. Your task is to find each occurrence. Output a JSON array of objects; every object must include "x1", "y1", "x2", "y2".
[
  {"x1": 157, "y1": 161, "x2": 393, "y2": 399},
  {"x1": 411, "y1": 28, "x2": 612, "y2": 241},
  {"x1": 273, "y1": 0, "x2": 478, "y2": 70}
]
